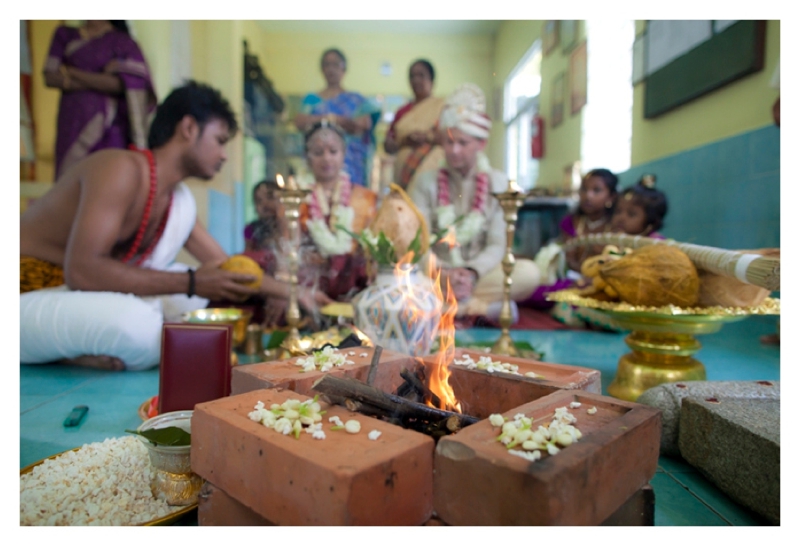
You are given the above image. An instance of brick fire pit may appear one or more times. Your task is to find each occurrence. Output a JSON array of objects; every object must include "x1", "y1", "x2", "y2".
[{"x1": 191, "y1": 349, "x2": 660, "y2": 525}]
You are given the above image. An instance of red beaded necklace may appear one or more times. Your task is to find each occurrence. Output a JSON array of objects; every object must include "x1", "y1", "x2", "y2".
[{"x1": 122, "y1": 147, "x2": 173, "y2": 266}]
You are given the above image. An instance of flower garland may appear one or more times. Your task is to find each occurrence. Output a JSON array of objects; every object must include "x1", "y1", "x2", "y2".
[
  {"x1": 306, "y1": 172, "x2": 355, "y2": 258},
  {"x1": 435, "y1": 153, "x2": 492, "y2": 267}
]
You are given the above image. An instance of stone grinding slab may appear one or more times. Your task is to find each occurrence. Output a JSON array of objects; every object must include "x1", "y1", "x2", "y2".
[
  {"x1": 637, "y1": 380, "x2": 779, "y2": 456},
  {"x1": 678, "y1": 396, "x2": 779, "y2": 524}
]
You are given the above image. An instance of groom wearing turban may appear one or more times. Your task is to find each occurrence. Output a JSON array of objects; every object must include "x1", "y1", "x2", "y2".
[{"x1": 407, "y1": 83, "x2": 540, "y2": 321}]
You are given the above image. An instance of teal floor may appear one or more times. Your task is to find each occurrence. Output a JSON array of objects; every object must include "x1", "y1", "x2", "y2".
[{"x1": 20, "y1": 315, "x2": 780, "y2": 526}]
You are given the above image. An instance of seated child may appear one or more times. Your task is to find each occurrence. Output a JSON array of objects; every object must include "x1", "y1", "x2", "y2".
[
  {"x1": 611, "y1": 174, "x2": 667, "y2": 238},
  {"x1": 522, "y1": 168, "x2": 618, "y2": 310},
  {"x1": 559, "y1": 174, "x2": 669, "y2": 331},
  {"x1": 560, "y1": 168, "x2": 619, "y2": 274},
  {"x1": 243, "y1": 179, "x2": 286, "y2": 275}
]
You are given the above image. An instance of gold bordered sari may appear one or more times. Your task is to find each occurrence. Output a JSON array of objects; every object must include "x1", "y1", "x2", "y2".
[{"x1": 392, "y1": 96, "x2": 446, "y2": 189}]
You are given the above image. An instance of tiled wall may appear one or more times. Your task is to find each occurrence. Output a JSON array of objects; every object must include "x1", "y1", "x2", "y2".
[
  {"x1": 617, "y1": 125, "x2": 780, "y2": 251},
  {"x1": 207, "y1": 181, "x2": 247, "y2": 257}
]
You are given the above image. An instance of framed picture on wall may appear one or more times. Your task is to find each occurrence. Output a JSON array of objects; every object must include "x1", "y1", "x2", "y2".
[
  {"x1": 551, "y1": 72, "x2": 565, "y2": 127},
  {"x1": 561, "y1": 20, "x2": 578, "y2": 53},
  {"x1": 570, "y1": 41, "x2": 588, "y2": 115},
  {"x1": 544, "y1": 21, "x2": 559, "y2": 55}
]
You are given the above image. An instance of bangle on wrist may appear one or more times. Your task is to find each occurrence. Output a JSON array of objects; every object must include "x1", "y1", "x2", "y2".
[{"x1": 187, "y1": 268, "x2": 196, "y2": 298}]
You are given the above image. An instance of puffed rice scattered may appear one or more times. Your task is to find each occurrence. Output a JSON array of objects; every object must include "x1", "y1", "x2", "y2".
[
  {"x1": 368, "y1": 430, "x2": 382, "y2": 441},
  {"x1": 453, "y1": 354, "x2": 521, "y2": 375},
  {"x1": 490, "y1": 406, "x2": 583, "y2": 463},
  {"x1": 359, "y1": 352, "x2": 369, "y2": 358},
  {"x1": 295, "y1": 346, "x2": 354, "y2": 373},
  {"x1": 20, "y1": 436, "x2": 181, "y2": 526},
  {"x1": 488, "y1": 414, "x2": 505, "y2": 427},
  {"x1": 328, "y1": 415, "x2": 344, "y2": 427},
  {"x1": 569, "y1": 401, "x2": 582, "y2": 409},
  {"x1": 249, "y1": 397, "x2": 324, "y2": 439},
  {"x1": 587, "y1": 406, "x2": 598, "y2": 415}
]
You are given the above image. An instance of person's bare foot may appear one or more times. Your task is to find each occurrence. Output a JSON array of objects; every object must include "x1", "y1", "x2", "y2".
[{"x1": 61, "y1": 355, "x2": 126, "y2": 371}]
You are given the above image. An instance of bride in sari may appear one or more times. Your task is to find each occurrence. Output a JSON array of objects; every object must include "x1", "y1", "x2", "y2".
[
  {"x1": 384, "y1": 59, "x2": 446, "y2": 189},
  {"x1": 297, "y1": 120, "x2": 378, "y2": 301}
]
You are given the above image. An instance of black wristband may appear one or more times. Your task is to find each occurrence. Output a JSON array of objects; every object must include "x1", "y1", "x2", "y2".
[{"x1": 187, "y1": 269, "x2": 196, "y2": 298}]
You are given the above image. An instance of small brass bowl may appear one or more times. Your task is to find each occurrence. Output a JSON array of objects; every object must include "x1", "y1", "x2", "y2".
[
  {"x1": 181, "y1": 308, "x2": 253, "y2": 348},
  {"x1": 137, "y1": 410, "x2": 204, "y2": 507}
]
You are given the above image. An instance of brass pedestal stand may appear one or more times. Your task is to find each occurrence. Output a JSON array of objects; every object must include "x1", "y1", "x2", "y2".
[
  {"x1": 546, "y1": 289, "x2": 780, "y2": 402},
  {"x1": 603, "y1": 312, "x2": 747, "y2": 402},
  {"x1": 276, "y1": 176, "x2": 311, "y2": 344},
  {"x1": 490, "y1": 180, "x2": 525, "y2": 357}
]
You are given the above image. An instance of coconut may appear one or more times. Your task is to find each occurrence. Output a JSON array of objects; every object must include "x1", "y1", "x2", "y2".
[
  {"x1": 220, "y1": 254, "x2": 264, "y2": 289},
  {"x1": 599, "y1": 245, "x2": 700, "y2": 307},
  {"x1": 369, "y1": 184, "x2": 430, "y2": 259}
]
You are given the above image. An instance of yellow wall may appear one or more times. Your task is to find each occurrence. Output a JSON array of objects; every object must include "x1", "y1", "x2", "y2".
[
  {"x1": 492, "y1": 20, "x2": 586, "y2": 189},
  {"x1": 248, "y1": 29, "x2": 494, "y2": 161},
  {"x1": 129, "y1": 21, "x2": 171, "y2": 101},
  {"x1": 249, "y1": 29, "x2": 493, "y2": 100},
  {"x1": 630, "y1": 20, "x2": 780, "y2": 165},
  {"x1": 28, "y1": 20, "x2": 61, "y2": 184},
  {"x1": 491, "y1": 19, "x2": 780, "y2": 183}
]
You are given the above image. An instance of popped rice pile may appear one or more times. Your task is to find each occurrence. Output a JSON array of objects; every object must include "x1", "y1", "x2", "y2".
[{"x1": 20, "y1": 436, "x2": 181, "y2": 526}]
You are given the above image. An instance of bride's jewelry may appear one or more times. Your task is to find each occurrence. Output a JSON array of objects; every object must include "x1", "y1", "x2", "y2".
[{"x1": 306, "y1": 173, "x2": 355, "y2": 258}]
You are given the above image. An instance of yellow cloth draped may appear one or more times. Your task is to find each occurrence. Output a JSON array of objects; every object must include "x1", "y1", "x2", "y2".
[
  {"x1": 20, "y1": 256, "x2": 65, "y2": 293},
  {"x1": 393, "y1": 96, "x2": 446, "y2": 188}
]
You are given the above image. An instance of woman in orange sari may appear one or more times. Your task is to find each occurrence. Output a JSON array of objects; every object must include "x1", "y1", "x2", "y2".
[{"x1": 384, "y1": 60, "x2": 446, "y2": 189}]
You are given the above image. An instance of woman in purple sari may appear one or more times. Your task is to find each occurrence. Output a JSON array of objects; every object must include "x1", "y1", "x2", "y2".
[{"x1": 44, "y1": 20, "x2": 156, "y2": 179}]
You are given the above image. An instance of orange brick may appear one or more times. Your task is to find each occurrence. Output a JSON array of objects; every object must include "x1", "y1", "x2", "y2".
[
  {"x1": 231, "y1": 347, "x2": 417, "y2": 397},
  {"x1": 191, "y1": 388, "x2": 434, "y2": 525},
  {"x1": 198, "y1": 481, "x2": 272, "y2": 526},
  {"x1": 433, "y1": 390, "x2": 661, "y2": 525},
  {"x1": 421, "y1": 349, "x2": 601, "y2": 419}
]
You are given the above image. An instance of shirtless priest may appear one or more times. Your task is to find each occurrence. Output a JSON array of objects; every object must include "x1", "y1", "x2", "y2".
[
  {"x1": 407, "y1": 83, "x2": 540, "y2": 321},
  {"x1": 20, "y1": 81, "x2": 330, "y2": 371}
]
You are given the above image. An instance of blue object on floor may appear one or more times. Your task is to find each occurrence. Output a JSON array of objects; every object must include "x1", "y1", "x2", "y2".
[{"x1": 20, "y1": 315, "x2": 779, "y2": 525}]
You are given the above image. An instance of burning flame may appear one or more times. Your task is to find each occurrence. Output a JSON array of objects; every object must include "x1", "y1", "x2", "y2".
[
  {"x1": 395, "y1": 252, "x2": 461, "y2": 413},
  {"x1": 440, "y1": 228, "x2": 458, "y2": 250},
  {"x1": 276, "y1": 174, "x2": 284, "y2": 188}
]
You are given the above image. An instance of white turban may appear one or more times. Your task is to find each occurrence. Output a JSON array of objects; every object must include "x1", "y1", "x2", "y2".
[{"x1": 438, "y1": 83, "x2": 492, "y2": 140}]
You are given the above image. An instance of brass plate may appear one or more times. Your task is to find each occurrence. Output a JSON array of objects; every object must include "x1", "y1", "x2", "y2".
[
  {"x1": 547, "y1": 288, "x2": 780, "y2": 317},
  {"x1": 21, "y1": 448, "x2": 197, "y2": 526}
]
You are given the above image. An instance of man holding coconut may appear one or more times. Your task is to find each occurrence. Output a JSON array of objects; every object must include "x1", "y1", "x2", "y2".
[{"x1": 20, "y1": 81, "x2": 330, "y2": 371}]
